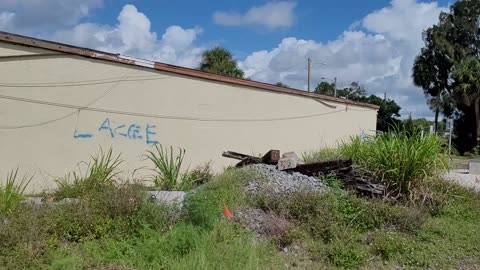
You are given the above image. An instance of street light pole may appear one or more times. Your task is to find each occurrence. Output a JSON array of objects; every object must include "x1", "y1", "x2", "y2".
[
  {"x1": 448, "y1": 118, "x2": 453, "y2": 156},
  {"x1": 334, "y1": 77, "x2": 337, "y2": 97}
]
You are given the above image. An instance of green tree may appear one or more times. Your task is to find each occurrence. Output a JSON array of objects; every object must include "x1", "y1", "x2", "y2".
[
  {"x1": 453, "y1": 57, "x2": 480, "y2": 144},
  {"x1": 410, "y1": 118, "x2": 432, "y2": 131},
  {"x1": 413, "y1": 0, "x2": 480, "y2": 152},
  {"x1": 337, "y1": 82, "x2": 367, "y2": 100},
  {"x1": 199, "y1": 47, "x2": 244, "y2": 78},
  {"x1": 362, "y1": 95, "x2": 401, "y2": 132},
  {"x1": 329, "y1": 82, "x2": 401, "y2": 132},
  {"x1": 314, "y1": 82, "x2": 335, "y2": 95},
  {"x1": 412, "y1": 26, "x2": 453, "y2": 133}
]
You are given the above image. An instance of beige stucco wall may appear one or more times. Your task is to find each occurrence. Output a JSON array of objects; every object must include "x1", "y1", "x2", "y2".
[{"x1": 0, "y1": 42, "x2": 377, "y2": 192}]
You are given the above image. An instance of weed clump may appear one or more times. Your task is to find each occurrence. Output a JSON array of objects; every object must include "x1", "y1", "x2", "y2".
[
  {"x1": 302, "y1": 147, "x2": 343, "y2": 163},
  {"x1": 340, "y1": 127, "x2": 448, "y2": 196},
  {"x1": 54, "y1": 147, "x2": 122, "y2": 199},
  {"x1": 145, "y1": 144, "x2": 213, "y2": 191},
  {"x1": 184, "y1": 168, "x2": 253, "y2": 229},
  {"x1": 0, "y1": 168, "x2": 32, "y2": 215}
]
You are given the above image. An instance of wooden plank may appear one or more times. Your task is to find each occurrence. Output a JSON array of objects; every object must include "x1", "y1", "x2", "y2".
[
  {"x1": 222, "y1": 151, "x2": 261, "y2": 162},
  {"x1": 286, "y1": 159, "x2": 353, "y2": 176}
]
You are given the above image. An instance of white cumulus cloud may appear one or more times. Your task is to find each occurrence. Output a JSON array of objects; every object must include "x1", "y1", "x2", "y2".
[
  {"x1": 213, "y1": 1, "x2": 297, "y2": 29},
  {"x1": 0, "y1": 0, "x2": 451, "y2": 118},
  {"x1": 53, "y1": 5, "x2": 204, "y2": 68},
  {"x1": 239, "y1": 0, "x2": 448, "y2": 118},
  {"x1": 0, "y1": 0, "x2": 104, "y2": 35}
]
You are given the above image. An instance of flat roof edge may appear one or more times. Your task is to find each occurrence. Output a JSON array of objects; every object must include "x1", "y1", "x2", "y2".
[{"x1": 0, "y1": 31, "x2": 380, "y2": 110}]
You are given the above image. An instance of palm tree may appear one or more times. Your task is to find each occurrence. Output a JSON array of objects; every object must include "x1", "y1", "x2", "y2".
[
  {"x1": 412, "y1": 24, "x2": 455, "y2": 134},
  {"x1": 453, "y1": 57, "x2": 480, "y2": 144},
  {"x1": 199, "y1": 47, "x2": 244, "y2": 78},
  {"x1": 412, "y1": 47, "x2": 450, "y2": 134}
]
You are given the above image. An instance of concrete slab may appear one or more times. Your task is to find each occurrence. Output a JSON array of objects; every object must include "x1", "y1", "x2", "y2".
[
  {"x1": 282, "y1": 152, "x2": 305, "y2": 165},
  {"x1": 146, "y1": 191, "x2": 186, "y2": 205},
  {"x1": 277, "y1": 158, "x2": 298, "y2": 170},
  {"x1": 469, "y1": 160, "x2": 480, "y2": 175},
  {"x1": 443, "y1": 170, "x2": 480, "y2": 192}
]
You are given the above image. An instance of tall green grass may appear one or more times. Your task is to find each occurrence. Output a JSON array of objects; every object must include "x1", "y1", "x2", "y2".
[
  {"x1": 145, "y1": 144, "x2": 197, "y2": 191},
  {"x1": 55, "y1": 147, "x2": 122, "y2": 199},
  {"x1": 302, "y1": 147, "x2": 343, "y2": 163},
  {"x1": 48, "y1": 221, "x2": 282, "y2": 270},
  {"x1": 340, "y1": 127, "x2": 448, "y2": 196},
  {"x1": 0, "y1": 168, "x2": 32, "y2": 214}
]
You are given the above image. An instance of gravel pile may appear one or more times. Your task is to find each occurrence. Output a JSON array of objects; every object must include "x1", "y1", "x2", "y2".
[{"x1": 245, "y1": 164, "x2": 328, "y2": 195}]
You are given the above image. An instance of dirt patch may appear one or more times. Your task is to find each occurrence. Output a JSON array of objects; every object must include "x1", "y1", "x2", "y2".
[{"x1": 235, "y1": 208, "x2": 291, "y2": 244}]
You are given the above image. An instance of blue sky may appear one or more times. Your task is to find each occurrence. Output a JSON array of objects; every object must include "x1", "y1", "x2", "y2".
[
  {"x1": 0, "y1": 0, "x2": 454, "y2": 118},
  {"x1": 92, "y1": 1, "x2": 399, "y2": 54},
  {"x1": 85, "y1": 0, "x2": 451, "y2": 56}
]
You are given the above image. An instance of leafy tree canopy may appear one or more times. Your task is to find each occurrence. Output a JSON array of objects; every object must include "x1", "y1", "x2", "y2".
[
  {"x1": 314, "y1": 82, "x2": 335, "y2": 95},
  {"x1": 316, "y1": 81, "x2": 401, "y2": 132},
  {"x1": 412, "y1": 0, "x2": 480, "y2": 152}
]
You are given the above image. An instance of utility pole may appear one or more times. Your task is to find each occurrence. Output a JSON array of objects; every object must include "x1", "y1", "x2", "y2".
[
  {"x1": 448, "y1": 118, "x2": 453, "y2": 156},
  {"x1": 307, "y1": 58, "x2": 312, "y2": 92},
  {"x1": 334, "y1": 77, "x2": 337, "y2": 97}
]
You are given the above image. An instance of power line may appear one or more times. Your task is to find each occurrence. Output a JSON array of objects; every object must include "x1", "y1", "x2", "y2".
[
  {"x1": 0, "y1": 75, "x2": 172, "y2": 88},
  {"x1": 0, "y1": 94, "x2": 352, "y2": 124},
  {"x1": 0, "y1": 70, "x2": 138, "y2": 129},
  {"x1": 0, "y1": 111, "x2": 79, "y2": 129},
  {"x1": 276, "y1": 62, "x2": 306, "y2": 73}
]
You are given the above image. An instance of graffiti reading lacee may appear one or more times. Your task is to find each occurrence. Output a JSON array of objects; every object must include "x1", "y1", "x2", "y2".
[{"x1": 73, "y1": 118, "x2": 158, "y2": 145}]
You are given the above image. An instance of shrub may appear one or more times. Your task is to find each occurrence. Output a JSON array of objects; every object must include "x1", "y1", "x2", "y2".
[
  {"x1": 186, "y1": 162, "x2": 214, "y2": 187},
  {"x1": 175, "y1": 221, "x2": 281, "y2": 269},
  {"x1": 253, "y1": 189, "x2": 428, "y2": 242},
  {"x1": 55, "y1": 147, "x2": 122, "y2": 199},
  {"x1": 0, "y1": 204, "x2": 58, "y2": 268},
  {"x1": 370, "y1": 231, "x2": 413, "y2": 261},
  {"x1": 340, "y1": 127, "x2": 448, "y2": 196},
  {"x1": 0, "y1": 183, "x2": 178, "y2": 268},
  {"x1": 184, "y1": 168, "x2": 253, "y2": 229},
  {"x1": 50, "y1": 220, "x2": 281, "y2": 270},
  {"x1": 324, "y1": 239, "x2": 368, "y2": 268},
  {"x1": 0, "y1": 168, "x2": 32, "y2": 214},
  {"x1": 145, "y1": 144, "x2": 197, "y2": 191},
  {"x1": 302, "y1": 147, "x2": 343, "y2": 163},
  {"x1": 320, "y1": 174, "x2": 345, "y2": 190},
  {"x1": 52, "y1": 185, "x2": 177, "y2": 242}
]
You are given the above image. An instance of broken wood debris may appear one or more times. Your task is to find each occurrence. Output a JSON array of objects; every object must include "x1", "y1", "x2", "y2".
[
  {"x1": 222, "y1": 151, "x2": 261, "y2": 167},
  {"x1": 222, "y1": 149, "x2": 386, "y2": 196}
]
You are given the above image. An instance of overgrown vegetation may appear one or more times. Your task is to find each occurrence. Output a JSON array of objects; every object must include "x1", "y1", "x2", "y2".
[
  {"x1": 1, "y1": 132, "x2": 479, "y2": 269},
  {"x1": 0, "y1": 165, "x2": 279, "y2": 269},
  {"x1": 302, "y1": 147, "x2": 342, "y2": 163},
  {"x1": 413, "y1": 0, "x2": 480, "y2": 154},
  {"x1": 145, "y1": 144, "x2": 205, "y2": 191},
  {"x1": 0, "y1": 168, "x2": 32, "y2": 214},
  {"x1": 341, "y1": 127, "x2": 448, "y2": 196},
  {"x1": 55, "y1": 147, "x2": 122, "y2": 199}
]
